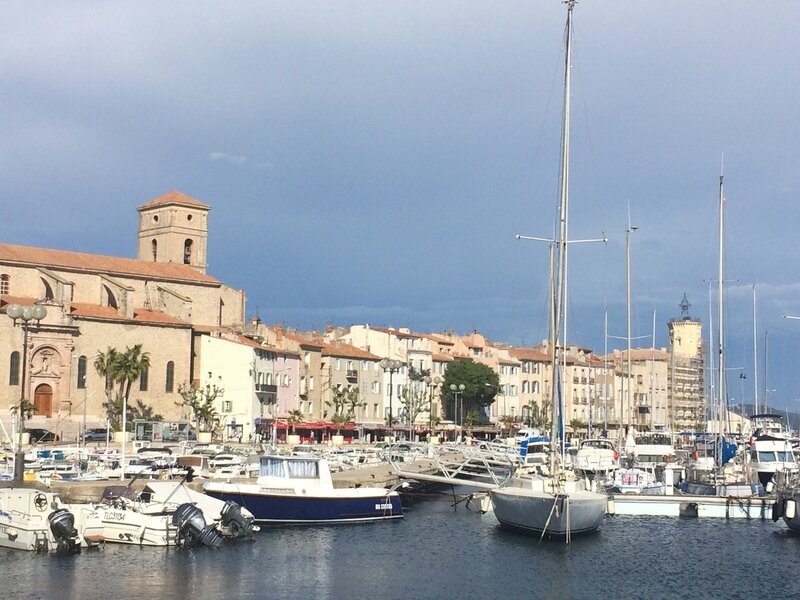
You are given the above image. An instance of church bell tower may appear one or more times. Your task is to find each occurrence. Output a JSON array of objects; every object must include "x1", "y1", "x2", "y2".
[{"x1": 137, "y1": 190, "x2": 210, "y2": 274}]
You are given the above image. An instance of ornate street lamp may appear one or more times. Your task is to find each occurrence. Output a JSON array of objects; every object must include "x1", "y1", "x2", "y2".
[
  {"x1": 6, "y1": 303, "x2": 48, "y2": 483},
  {"x1": 424, "y1": 375, "x2": 441, "y2": 441},
  {"x1": 450, "y1": 383, "x2": 465, "y2": 442},
  {"x1": 379, "y1": 358, "x2": 403, "y2": 441}
]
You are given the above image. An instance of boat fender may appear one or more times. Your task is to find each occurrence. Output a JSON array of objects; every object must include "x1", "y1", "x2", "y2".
[
  {"x1": 766, "y1": 481, "x2": 774, "y2": 494},
  {"x1": 787, "y1": 499, "x2": 797, "y2": 520},
  {"x1": 772, "y1": 500, "x2": 784, "y2": 522},
  {"x1": 606, "y1": 498, "x2": 615, "y2": 516}
]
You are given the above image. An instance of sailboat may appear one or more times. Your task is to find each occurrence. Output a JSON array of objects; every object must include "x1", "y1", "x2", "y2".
[
  {"x1": 489, "y1": 0, "x2": 608, "y2": 539},
  {"x1": 679, "y1": 172, "x2": 758, "y2": 497}
]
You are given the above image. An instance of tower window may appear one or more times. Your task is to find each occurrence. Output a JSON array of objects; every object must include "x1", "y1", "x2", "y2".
[
  {"x1": 151, "y1": 239, "x2": 157, "y2": 261},
  {"x1": 184, "y1": 239, "x2": 193, "y2": 265},
  {"x1": 0, "y1": 274, "x2": 9, "y2": 295}
]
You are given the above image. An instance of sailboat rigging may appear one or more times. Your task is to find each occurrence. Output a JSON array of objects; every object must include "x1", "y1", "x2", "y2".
[{"x1": 489, "y1": 0, "x2": 608, "y2": 540}]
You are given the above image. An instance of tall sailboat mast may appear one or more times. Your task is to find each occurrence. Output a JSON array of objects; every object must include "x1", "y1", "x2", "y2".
[
  {"x1": 717, "y1": 173, "x2": 725, "y2": 417},
  {"x1": 549, "y1": 0, "x2": 575, "y2": 456},
  {"x1": 752, "y1": 285, "x2": 758, "y2": 414},
  {"x1": 716, "y1": 172, "x2": 726, "y2": 466}
]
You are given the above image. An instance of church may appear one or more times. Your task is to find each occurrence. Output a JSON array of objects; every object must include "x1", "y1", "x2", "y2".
[{"x1": 0, "y1": 191, "x2": 246, "y2": 439}]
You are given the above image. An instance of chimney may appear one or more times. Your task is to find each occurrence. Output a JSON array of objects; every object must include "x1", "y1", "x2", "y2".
[{"x1": 275, "y1": 324, "x2": 283, "y2": 343}]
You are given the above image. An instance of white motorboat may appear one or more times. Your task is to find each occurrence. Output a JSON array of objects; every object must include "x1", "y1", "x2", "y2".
[
  {"x1": 489, "y1": 1, "x2": 608, "y2": 540},
  {"x1": 92, "y1": 478, "x2": 256, "y2": 546},
  {"x1": 573, "y1": 439, "x2": 618, "y2": 479},
  {"x1": 749, "y1": 414, "x2": 798, "y2": 488},
  {"x1": 203, "y1": 453, "x2": 403, "y2": 524},
  {"x1": 632, "y1": 434, "x2": 675, "y2": 467},
  {"x1": 208, "y1": 453, "x2": 248, "y2": 478},
  {"x1": 609, "y1": 465, "x2": 665, "y2": 495},
  {"x1": 0, "y1": 486, "x2": 102, "y2": 553}
]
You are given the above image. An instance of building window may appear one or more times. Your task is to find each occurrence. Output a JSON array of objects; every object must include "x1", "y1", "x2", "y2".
[
  {"x1": 184, "y1": 239, "x2": 193, "y2": 264},
  {"x1": 0, "y1": 274, "x2": 9, "y2": 295},
  {"x1": 139, "y1": 364, "x2": 149, "y2": 391},
  {"x1": 165, "y1": 361, "x2": 175, "y2": 392},
  {"x1": 309, "y1": 376, "x2": 315, "y2": 391},
  {"x1": 77, "y1": 356, "x2": 87, "y2": 389},
  {"x1": 222, "y1": 400, "x2": 232, "y2": 412},
  {"x1": 335, "y1": 359, "x2": 341, "y2": 371},
  {"x1": 42, "y1": 279, "x2": 54, "y2": 301},
  {"x1": 151, "y1": 239, "x2": 157, "y2": 261},
  {"x1": 104, "y1": 285, "x2": 117, "y2": 309},
  {"x1": 9, "y1": 351, "x2": 20, "y2": 386}
]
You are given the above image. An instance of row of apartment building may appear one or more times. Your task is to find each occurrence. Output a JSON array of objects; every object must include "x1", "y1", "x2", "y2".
[{"x1": 0, "y1": 190, "x2": 708, "y2": 443}]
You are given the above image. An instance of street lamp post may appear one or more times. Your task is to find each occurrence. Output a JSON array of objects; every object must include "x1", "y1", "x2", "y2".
[
  {"x1": 7, "y1": 303, "x2": 48, "y2": 483},
  {"x1": 450, "y1": 383, "x2": 465, "y2": 442},
  {"x1": 424, "y1": 375, "x2": 441, "y2": 441},
  {"x1": 380, "y1": 358, "x2": 403, "y2": 442}
]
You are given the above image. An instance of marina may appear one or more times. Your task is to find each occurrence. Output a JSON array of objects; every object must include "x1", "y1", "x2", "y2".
[{"x1": 2, "y1": 487, "x2": 799, "y2": 600}]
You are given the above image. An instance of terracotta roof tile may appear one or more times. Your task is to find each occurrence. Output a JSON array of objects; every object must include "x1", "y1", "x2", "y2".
[
  {"x1": 68, "y1": 302, "x2": 190, "y2": 327},
  {"x1": 509, "y1": 348, "x2": 551, "y2": 361},
  {"x1": 137, "y1": 190, "x2": 210, "y2": 211},
  {"x1": 322, "y1": 342, "x2": 381, "y2": 360},
  {"x1": 282, "y1": 331, "x2": 325, "y2": 348},
  {"x1": 0, "y1": 295, "x2": 36, "y2": 308},
  {"x1": 0, "y1": 243, "x2": 220, "y2": 285},
  {"x1": 370, "y1": 326, "x2": 420, "y2": 339},
  {"x1": 432, "y1": 352, "x2": 454, "y2": 362}
]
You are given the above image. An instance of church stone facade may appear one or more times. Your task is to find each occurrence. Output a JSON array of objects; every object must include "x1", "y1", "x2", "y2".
[{"x1": 0, "y1": 191, "x2": 245, "y2": 439}]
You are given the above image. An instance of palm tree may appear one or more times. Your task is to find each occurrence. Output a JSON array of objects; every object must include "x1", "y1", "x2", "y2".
[
  {"x1": 287, "y1": 409, "x2": 303, "y2": 434},
  {"x1": 95, "y1": 348, "x2": 120, "y2": 408},
  {"x1": 115, "y1": 344, "x2": 151, "y2": 406},
  {"x1": 94, "y1": 345, "x2": 151, "y2": 430}
]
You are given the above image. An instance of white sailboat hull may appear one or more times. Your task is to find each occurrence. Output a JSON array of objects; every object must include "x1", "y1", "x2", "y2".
[{"x1": 489, "y1": 476, "x2": 607, "y2": 536}]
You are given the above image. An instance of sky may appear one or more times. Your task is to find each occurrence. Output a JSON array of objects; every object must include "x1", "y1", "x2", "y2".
[{"x1": 2, "y1": 1, "x2": 800, "y2": 411}]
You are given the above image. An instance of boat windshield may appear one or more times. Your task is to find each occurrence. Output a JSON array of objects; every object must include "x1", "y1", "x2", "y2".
[
  {"x1": 260, "y1": 457, "x2": 320, "y2": 479},
  {"x1": 758, "y1": 451, "x2": 778, "y2": 463}
]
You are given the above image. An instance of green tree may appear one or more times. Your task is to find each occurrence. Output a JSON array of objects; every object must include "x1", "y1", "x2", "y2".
[
  {"x1": 499, "y1": 414, "x2": 516, "y2": 432},
  {"x1": 463, "y1": 409, "x2": 481, "y2": 431},
  {"x1": 398, "y1": 384, "x2": 428, "y2": 430},
  {"x1": 176, "y1": 382, "x2": 223, "y2": 434},
  {"x1": 441, "y1": 359, "x2": 500, "y2": 424},
  {"x1": 325, "y1": 386, "x2": 363, "y2": 434},
  {"x1": 130, "y1": 398, "x2": 163, "y2": 422},
  {"x1": 527, "y1": 400, "x2": 550, "y2": 430}
]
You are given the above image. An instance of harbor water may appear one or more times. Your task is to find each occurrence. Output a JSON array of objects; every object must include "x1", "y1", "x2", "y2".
[{"x1": 4, "y1": 493, "x2": 800, "y2": 600}]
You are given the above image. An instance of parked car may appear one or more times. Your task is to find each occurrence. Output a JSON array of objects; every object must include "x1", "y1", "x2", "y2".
[
  {"x1": 26, "y1": 428, "x2": 59, "y2": 443},
  {"x1": 83, "y1": 428, "x2": 110, "y2": 442}
]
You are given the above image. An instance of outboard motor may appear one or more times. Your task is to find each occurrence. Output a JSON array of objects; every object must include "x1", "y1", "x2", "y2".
[
  {"x1": 48, "y1": 508, "x2": 81, "y2": 555},
  {"x1": 172, "y1": 503, "x2": 223, "y2": 548},
  {"x1": 220, "y1": 500, "x2": 253, "y2": 539}
]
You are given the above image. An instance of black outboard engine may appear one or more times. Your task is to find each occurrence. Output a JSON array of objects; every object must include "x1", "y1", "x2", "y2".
[
  {"x1": 48, "y1": 508, "x2": 81, "y2": 555},
  {"x1": 220, "y1": 500, "x2": 253, "y2": 539},
  {"x1": 172, "y1": 503, "x2": 223, "y2": 548}
]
